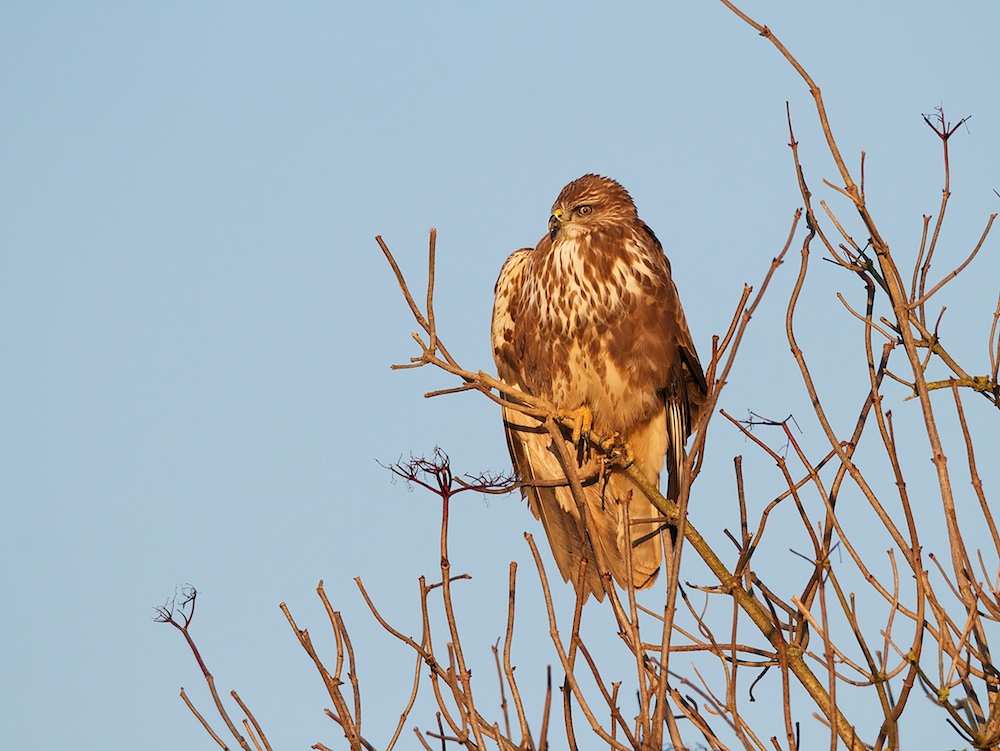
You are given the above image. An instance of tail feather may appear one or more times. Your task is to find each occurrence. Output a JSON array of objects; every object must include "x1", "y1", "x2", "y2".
[{"x1": 664, "y1": 391, "x2": 689, "y2": 547}]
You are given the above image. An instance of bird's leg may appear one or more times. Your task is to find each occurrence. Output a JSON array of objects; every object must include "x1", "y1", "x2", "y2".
[{"x1": 557, "y1": 405, "x2": 593, "y2": 465}]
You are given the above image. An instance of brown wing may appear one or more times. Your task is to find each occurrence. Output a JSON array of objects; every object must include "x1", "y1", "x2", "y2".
[{"x1": 643, "y1": 223, "x2": 707, "y2": 510}]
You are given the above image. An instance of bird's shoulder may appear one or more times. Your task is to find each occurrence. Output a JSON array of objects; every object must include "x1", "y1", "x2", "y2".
[{"x1": 492, "y1": 247, "x2": 536, "y2": 383}]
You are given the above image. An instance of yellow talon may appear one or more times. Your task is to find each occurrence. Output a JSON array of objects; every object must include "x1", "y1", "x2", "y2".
[
  {"x1": 558, "y1": 405, "x2": 593, "y2": 464},
  {"x1": 601, "y1": 433, "x2": 633, "y2": 468}
]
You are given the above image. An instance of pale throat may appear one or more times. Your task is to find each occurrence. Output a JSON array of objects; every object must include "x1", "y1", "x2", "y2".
[{"x1": 538, "y1": 235, "x2": 622, "y2": 331}]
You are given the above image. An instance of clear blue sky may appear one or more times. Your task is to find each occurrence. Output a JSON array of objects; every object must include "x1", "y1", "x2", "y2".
[{"x1": 3, "y1": 2, "x2": 998, "y2": 748}]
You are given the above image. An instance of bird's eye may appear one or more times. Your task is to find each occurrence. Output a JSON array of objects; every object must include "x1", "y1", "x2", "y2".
[{"x1": 577, "y1": 205, "x2": 593, "y2": 216}]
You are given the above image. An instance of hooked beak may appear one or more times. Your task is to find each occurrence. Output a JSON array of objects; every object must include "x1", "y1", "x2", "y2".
[{"x1": 548, "y1": 207, "x2": 566, "y2": 240}]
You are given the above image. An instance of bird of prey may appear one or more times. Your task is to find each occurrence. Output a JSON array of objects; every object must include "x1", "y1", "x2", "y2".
[{"x1": 491, "y1": 174, "x2": 706, "y2": 601}]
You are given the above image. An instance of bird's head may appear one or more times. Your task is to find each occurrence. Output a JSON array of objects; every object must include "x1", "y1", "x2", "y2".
[{"x1": 548, "y1": 174, "x2": 639, "y2": 242}]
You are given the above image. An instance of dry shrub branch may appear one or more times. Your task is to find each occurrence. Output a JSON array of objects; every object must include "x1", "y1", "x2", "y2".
[{"x1": 159, "y1": 2, "x2": 998, "y2": 749}]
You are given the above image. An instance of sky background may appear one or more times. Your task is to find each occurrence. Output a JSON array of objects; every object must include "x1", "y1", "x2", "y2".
[{"x1": 3, "y1": 2, "x2": 999, "y2": 749}]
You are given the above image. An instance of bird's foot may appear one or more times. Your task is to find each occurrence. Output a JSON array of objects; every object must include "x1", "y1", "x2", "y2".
[
  {"x1": 557, "y1": 405, "x2": 593, "y2": 465},
  {"x1": 601, "y1": 433, "x2": 634, "y2": 469}
]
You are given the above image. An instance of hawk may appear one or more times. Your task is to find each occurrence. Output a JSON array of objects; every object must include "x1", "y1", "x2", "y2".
[{"x1": 491, "y1": 174, "x2": 706, "y2": 601}]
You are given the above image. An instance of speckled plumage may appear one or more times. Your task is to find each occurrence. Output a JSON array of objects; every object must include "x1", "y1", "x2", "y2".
[{"x1": 492, "y1": 174, "x2": 706, "y2": 600}]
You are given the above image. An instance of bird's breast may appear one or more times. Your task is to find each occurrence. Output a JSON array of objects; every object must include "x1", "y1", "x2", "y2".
[{"x1": 516, "y1": 234, "x2": 667, "y2": 430}]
